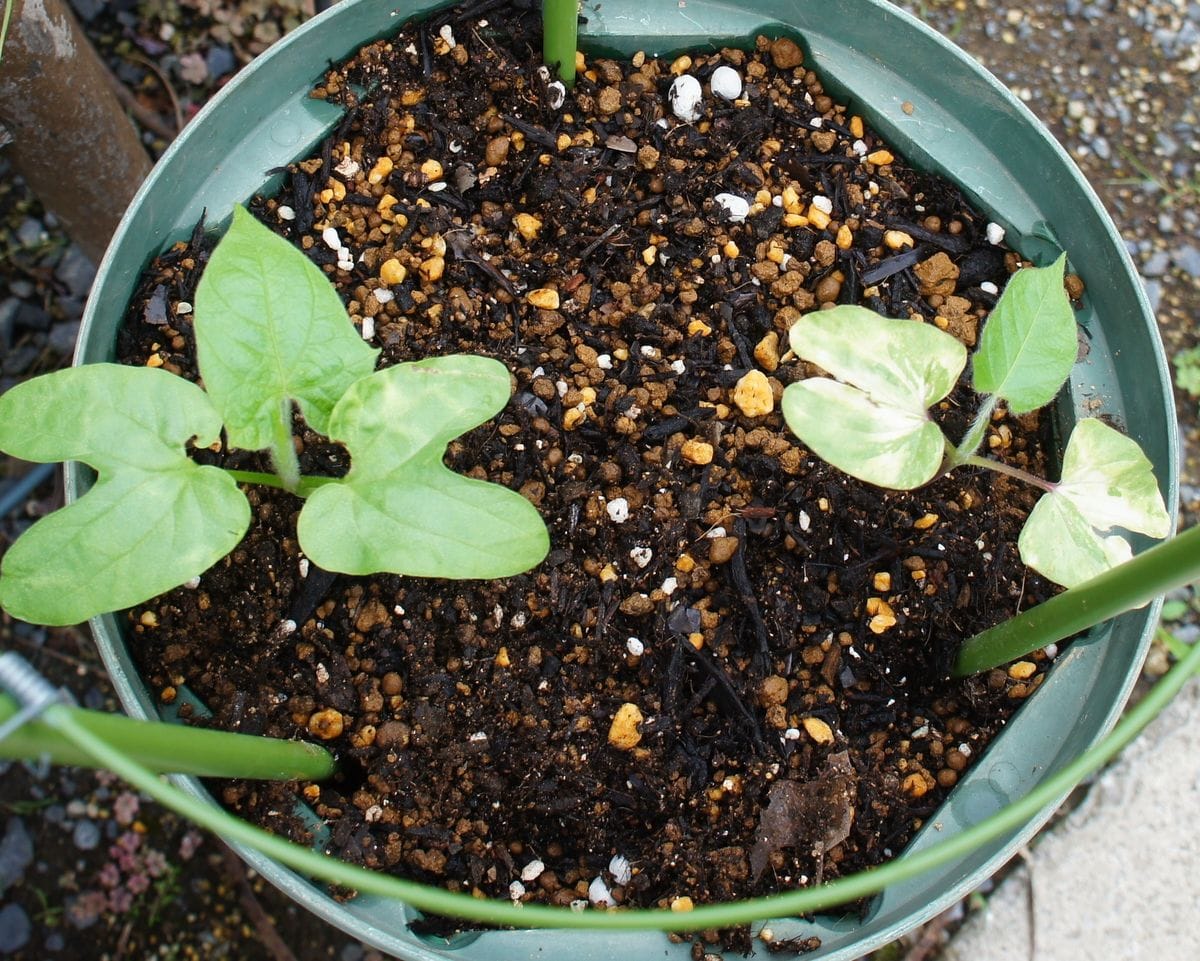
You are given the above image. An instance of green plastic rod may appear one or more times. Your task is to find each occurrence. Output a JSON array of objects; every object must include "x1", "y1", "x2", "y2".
[
  {"x1": 0, "y1": 694, "x2": 335, "y2": 781},
  {"x1": 542, "y1": 0, "x2": 577, "y2": 87},
  {"x1": 43, "y1": 638, "x2": 1200, "y2": 930},
  {"x1": 956, "y1": 524, "x2": 1200, "y2": 676}
]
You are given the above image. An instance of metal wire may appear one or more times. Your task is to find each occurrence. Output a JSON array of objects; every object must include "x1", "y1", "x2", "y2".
[{"x1": 0, "y1": 652, "x2": 71, "y2": 744}]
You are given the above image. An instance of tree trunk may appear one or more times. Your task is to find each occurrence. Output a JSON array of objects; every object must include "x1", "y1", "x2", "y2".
[{"x1": 0, "y1": 0, "x2": 152, "y2": 263}]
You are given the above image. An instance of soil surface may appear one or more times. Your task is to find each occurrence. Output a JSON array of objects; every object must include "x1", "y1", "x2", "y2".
[{"x1": 114, "y1": 0, "x2": 1057, "y2": 932}]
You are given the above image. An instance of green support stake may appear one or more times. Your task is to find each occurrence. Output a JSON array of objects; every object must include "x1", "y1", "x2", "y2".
[
  {"x1": 543, "y1": 0, "x2": 578, "y2": 87},
  {"x1": 956, "y1": 524, "x2": 1200, "y2": 676},
  {"x1": 0, "y1": 657, "x2": 334, "y2": 782}
]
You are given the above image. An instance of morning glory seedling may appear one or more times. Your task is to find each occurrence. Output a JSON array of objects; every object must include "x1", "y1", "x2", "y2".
[
  {"x1": 781, "y1": 254, "x2": 1169, "y2": 588},
  {"x1": 0, "y1": 207, "x2": 549, "y2": 626}
]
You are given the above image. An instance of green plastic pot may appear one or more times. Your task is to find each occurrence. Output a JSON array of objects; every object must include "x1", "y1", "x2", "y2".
[{"x1": 75, "y1": 1, "x2": 1178, "y2": 957}]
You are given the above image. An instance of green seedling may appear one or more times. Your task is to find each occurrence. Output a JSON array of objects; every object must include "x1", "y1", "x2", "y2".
[
  {"x1": 781, "y1": 254, "x2": 1170, "y2": 589},
  {"x1": 0, "y1": 206, "x2": 550, "y2": 626}
]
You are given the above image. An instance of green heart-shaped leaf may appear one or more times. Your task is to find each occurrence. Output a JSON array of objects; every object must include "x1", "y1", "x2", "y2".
[
  {"x1": 297, "y1": 356, "x2": 550, "y2": 579},
  {"x1": 972, "y1": 254, "x2": 1077, "y2": 413},
  {"x1": 782, "y1": 378, "x2": 948, "y2": 489},
  {"x1": 1054, "y1": 418, "x2": 1171, "y2": 537},
  {"x1": 194, "y1": 206, "x2": 379, "y2": 452},
  {"x1": 1018, "y1": 418, "x2": 1170, "y2": 588},
  {"x1": 782, "y1": 307, "x2": 966, "y2": 490},
  {"x1": 1018, "y1": 494, "x2": 1133, "y2": 589},
  {"x1": 0, "y1": 365, "x2": 251, "y2": 625}
]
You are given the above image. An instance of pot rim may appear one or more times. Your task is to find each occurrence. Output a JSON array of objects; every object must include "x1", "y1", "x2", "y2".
[{"x1": 72, "y1": 1, "x2": 1178, "y2": 958}]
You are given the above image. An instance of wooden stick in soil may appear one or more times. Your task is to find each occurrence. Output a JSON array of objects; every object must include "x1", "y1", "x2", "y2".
[
  {"x1": 0, "y1": 694, "x2": 336, "y2": 781},
  {"x1": 0, "y1": 0, "x2": 152, "y2": 262}
]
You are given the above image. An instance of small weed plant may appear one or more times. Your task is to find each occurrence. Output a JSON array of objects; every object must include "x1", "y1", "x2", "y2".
[
  {"x1": 0, "y1": 207, "x2": 550, "y2": 625},
  {"x1": 781, "y1": 254, "x2": 1170, "y2": 589}
]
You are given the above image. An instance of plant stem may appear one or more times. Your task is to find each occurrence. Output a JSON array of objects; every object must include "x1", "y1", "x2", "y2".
[
  {"x1": 271, "y1": 399, "x2": 301, "y2": 493},
  {"x1": 224, "y1": 470, "x2": 338, "y2": 498},
  {"x1": 962, "y1": 454, "x2": 1055, "y2": 492},
  {"x1": 952, "y1": 394, "x2": 999, "y2": 465},
  {"x1": 955, "y1": 524, "x2": 1200, "y2": 676},
  {"x1": 44, "y1": 638, "x2": 1200, "y2": 929},
  {"x1": 0, "y1": 695, "x2": 334, "y2": 780},
  {"x1": 542, "y1": 0, "x2": 578, "y2": 87},
  {"x1": 0, "y1": 0, "x2": 14, "y2": 67}
]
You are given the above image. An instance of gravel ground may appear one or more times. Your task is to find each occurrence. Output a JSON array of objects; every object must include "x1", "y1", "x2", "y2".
[{"x1": 1, "y1": 1, "x2": 1198, "y2": 959}]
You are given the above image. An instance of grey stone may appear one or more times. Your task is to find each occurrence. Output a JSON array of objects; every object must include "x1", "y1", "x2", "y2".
[
  {"x1": 1174, "y1": 245, "x2": 1200, "y2": 278},
  {"x1": 0, "y1": 299, "x2": 16, "y2": 349},
  {"x1": 14, "y1": 218, "x2": 46, "y2": 249},
  {"x1": 6, "y1": 280, "x2": 34, "y2": 299},
  {"x1": 2, "y1": 345, "x2": 40, "y2": 377},
  {"x1": 0, "y1": 819, "x2": 33, "y2": 896},
  {"x1": 44, "y1": 931, "x2": 65, "y2": 952},
  {"x1": 206, "y1": 44, "x2": 237, "y2": 79},
  {"x1": 67, "y1": 0, "x2": 105, "y2": 21},
  {"x1": 71, "y1": 819, "x2": 100, "y2": 852},
  {"x1": 47, "y1": 322, "x2": 80, "y2": 356},
  {"x1": 0, "y1": 903, "x2": 31, "y2": 953},
  {"x1": 53, "y1": 245, "x2": 95, "y2": 300},
  {"x1": 1156, "y1": 131, "x2": 1179, "y2": 157},
  {"x1": 1141, "y1": 277, "x2": 1163, "y2": 313},
  {"x1": 1141, "y1": 250, "x2": 1171, "y2": 276},
  {"x1": 1091, "y1": 135, "x2": 1110, "y2": 159}
]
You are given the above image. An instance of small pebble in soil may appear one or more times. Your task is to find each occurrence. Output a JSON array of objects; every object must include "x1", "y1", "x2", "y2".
[
  {"x1": 607, "y1": 703, "x2": 644, "y2": 750},
  {"x1": 0, "y1": 903, "x2": 31, "y2": 953},
  {"x1": 986, "y1": 222, "x2": 1006, "y2": 246},
  {"x1": 668, "y1": 74, "x2": 703, "y2": 121},
  {"x1": 626, "y1": 637, "x2": 644, "y2": 657},
  {"x1": 0, "y1": 818, "x2": 33, "y2": 895},
  {"x1": 509, "y1": 880, "x2": 525, "y2": 900},
  {"x1": 72, "y1": 819, "x2": 101, "y2": 851},
  {"x1": 732, "y1": 370, "x2": 774, "y2": 417}
]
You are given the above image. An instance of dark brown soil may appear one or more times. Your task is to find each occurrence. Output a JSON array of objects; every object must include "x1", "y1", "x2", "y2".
[{"x1": 113, "y1": 0, "x2": 1059, "y2": 930}]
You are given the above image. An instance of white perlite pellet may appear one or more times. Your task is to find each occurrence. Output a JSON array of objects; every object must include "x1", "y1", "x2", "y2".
[
  {"x1": 986, "y1": 222, "x2": 1006, "y2": 245},
  {"x1": 607, "y1": 498, "x2": 630, "y2": 523},
  {"x1": 608, "y1": 854, "x2": 633, "y2": 886},
  {"x1": 714, "y1": 193, "x2": 750, "y2": 223},
  {"x1": 669, "y1": 74, "x2": 703, "y2": 121},
  {"x1": 710, "y1": 65, "x2": 743, "y2": 101},
  {"x1": 588, "y1": 877, "x2": 613, "y2": 907}
]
